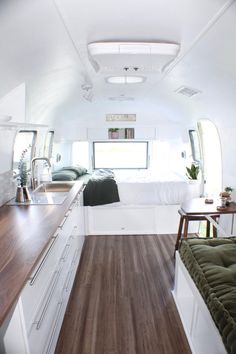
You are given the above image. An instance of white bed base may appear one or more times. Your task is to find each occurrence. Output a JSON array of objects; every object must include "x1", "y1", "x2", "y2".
[
  {"x1": 85, "y1": 204, "x2": 200, "y2": 235},
  {"x1": 86, "y1": 204, "x2": 176, "y2": 235},
  {"x1": 172, "y1": 252, "x2": 227, "y2": 354}
]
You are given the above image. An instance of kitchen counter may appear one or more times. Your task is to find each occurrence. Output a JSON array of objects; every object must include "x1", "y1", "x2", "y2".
[{"x1": 0, "y1": 181, "x2": 84, "y2": 327}]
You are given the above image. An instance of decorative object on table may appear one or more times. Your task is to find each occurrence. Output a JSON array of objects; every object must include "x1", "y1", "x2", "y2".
[
  {"x1": 219, "y1": 186, "x2": 233, "y2": 205},
  {"x1": 205, "y1": 198, "x2": 214, "y2": 204},
  {"x1": 185, "y1": 163, "x2": 200, "y2": 180}
]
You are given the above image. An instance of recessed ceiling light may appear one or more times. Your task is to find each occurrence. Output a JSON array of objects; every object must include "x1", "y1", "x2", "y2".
[{"x1": 106, "y1": 76, "x2": 145, "y2": 84}]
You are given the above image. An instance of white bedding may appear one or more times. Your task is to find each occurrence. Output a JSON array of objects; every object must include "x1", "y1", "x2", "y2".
[{"x1": 116, "y1": 173, "x2": 200, "y2": 205}]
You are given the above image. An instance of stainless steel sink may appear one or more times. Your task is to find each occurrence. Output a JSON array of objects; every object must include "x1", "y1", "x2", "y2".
[
  {"x1": 7, "y1": 182, "x2": 74, "y2": 205},
  {"x1": 34, "y1": 182, "x2": 74, "y2": 193}
]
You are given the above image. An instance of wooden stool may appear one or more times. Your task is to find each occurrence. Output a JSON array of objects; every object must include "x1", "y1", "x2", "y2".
[{"x1": 175, "y1": 209, "x2": 220, "y2": 251}]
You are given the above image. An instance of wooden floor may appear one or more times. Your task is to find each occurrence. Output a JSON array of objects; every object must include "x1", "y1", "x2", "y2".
[{"x1": 55, "y1": 235, "x2": 191, "y2": 354}]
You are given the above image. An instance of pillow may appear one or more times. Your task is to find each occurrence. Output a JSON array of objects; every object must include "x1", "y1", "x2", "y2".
[
  {"x1": 52, "y1": 170, "x2": 77, "y2": 181},
  {"x1": 93, "y1": 169, "x2": 114, "y2": 178},
  {"x1": 61, "y1": 165, "x2": 87, "y2": 177}
]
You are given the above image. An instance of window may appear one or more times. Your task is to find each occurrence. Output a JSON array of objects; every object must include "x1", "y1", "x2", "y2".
[
  {"x1": 72, "y1": 141, "x2": 90, "y2": 170},
  {"x1": 44, "y1": 131, "x2": 54, "y2": 159},
  {"x1": 93, "y1": 141, "x2": 148, "y2": 169},
  {"x1": 197, "y1": 119, "x2": 222, "y2": 196},
  {"x1": 13, "y1": 130, "x2": 37, "y2": 173},
  {"x1": 189, "y1": 130, "x2": 201, "y2": 162}
]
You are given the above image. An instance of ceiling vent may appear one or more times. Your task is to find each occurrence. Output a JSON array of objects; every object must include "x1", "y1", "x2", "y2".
[
  {"x1": 108, "y1": 95, "x2": 135, "y2": 101},
  {"x1": 88, "y1": 42, "x2": 180, "y2": 74},
  {"x1": 175, "y1": 86, "x2": 201, "y2": 97}
]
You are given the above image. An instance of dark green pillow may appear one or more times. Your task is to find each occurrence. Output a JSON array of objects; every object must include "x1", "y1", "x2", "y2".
[
  {"x1": 61, "y1": 165, "x2": 87, "y2": 177},
  {"x1": 52, "y1": 170, "x2": 77, "y2": 181}
]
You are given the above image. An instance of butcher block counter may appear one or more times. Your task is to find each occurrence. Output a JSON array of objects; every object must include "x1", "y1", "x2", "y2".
[{"x1": 0, "y1": 180, "x2": 84, "y2": 329}]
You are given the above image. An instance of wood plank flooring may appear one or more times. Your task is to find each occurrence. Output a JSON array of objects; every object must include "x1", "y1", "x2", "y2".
[{"x1": 55, "y1": 235, "x2": 191, "y2": 354}]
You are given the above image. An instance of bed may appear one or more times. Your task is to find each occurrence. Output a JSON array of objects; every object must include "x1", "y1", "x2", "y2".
[
  {"x1": 115, "y1": 172, "x2": 200, "y2": 205},
  {"x1": 173, "y1": 237, "x2": 236, "y2": 354},
  {"x1": 52, "y1": 167, "x2": 201, "y2": 234}
]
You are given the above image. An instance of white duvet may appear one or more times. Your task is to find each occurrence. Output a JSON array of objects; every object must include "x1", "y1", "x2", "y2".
[{"x1": 116, "y1": 172, "x2": 200, "y2": 205}]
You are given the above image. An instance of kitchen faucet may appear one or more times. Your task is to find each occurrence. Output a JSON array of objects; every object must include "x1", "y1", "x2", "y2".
[{"x1": 31, "y1": 157, "x2": 51, "y2": 190}]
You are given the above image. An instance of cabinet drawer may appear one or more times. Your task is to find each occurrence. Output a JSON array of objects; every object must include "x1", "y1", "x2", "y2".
[
  {"x1": 21, "y1": 234, "x2": 68, "y2": 333},
  {"x1": 28, "y1": 270, "x2": 63, "y2": 354},
  {"x1": 60, "y1": 236, "x2": 84, "y2": 299}
]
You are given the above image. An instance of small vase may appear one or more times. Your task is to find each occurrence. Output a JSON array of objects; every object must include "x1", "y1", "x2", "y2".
[
  {"x1": 23, "y1": 186, "x2": 31, "y2": 202},
  {"x1": 15, "y1": 186, "x2": 24, "y2": 203}
]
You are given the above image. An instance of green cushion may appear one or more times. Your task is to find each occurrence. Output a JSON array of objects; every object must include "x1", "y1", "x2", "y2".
[
  {"x1": 52, "y1": 170, "x2": 77, "y2": 181},
  {"x1": 61, "y1": 165, "x2": 87, "y2": 177},
  {"x1": 179, "y1": 237, "x2": 236, "y2": 354}
]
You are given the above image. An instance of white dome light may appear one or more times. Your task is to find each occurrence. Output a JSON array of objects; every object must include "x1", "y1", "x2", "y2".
[{"x1": 106, "y1": 76, "x2": 145, "y2": 84}]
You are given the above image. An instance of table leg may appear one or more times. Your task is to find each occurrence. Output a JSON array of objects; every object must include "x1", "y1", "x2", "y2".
[
  {"x1": 206, "y1": 219, "x2": 210, "y2": 237},
  {"x1": 212, "y1": 216, "x2": 218, "y2": 238},
  {"x1": 183, "y1": 218, "x2": 189, "y2": 238}
]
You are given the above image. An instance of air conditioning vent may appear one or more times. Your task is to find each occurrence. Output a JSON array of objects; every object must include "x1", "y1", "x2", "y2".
[
  {"x1": 108, "y1": 96, "x2": 135, "y2": 102},
  {"x1": 175, "y1": 86, "x2": 201, "y2": 97}
]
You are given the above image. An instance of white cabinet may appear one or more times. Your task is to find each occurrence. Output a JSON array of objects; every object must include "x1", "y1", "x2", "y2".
[
  {"x1": 2, "y1": 191, "x2": 85, "y2": 354},
  {"x1": 172, "y1": 252, "x2": 227, "y2": 354}
]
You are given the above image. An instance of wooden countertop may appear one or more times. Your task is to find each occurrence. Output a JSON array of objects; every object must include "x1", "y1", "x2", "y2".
[{"x1": 0, "y1": 181, "x2": 84, "y2": 326}]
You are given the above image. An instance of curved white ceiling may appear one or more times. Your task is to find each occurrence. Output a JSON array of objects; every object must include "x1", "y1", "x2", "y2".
[{"x1": 0, "y1": 0, "x2": 235, "y2": 126}]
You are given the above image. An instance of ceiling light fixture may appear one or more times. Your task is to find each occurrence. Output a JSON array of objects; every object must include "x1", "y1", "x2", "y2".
[
  {"x1": 106, "y1": 76, "x2": 145, "y2": 84},
  {"x1": 88, "y1": 42, "x2": 179, "y2": 56},
  {"x1": 88, "y1": 41, "x2": 180, "y2": 73}
]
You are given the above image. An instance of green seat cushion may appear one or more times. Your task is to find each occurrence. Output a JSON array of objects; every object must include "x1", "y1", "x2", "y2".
[{"x1": 179, "y1": 237, "x2": 236, "y2": 354}]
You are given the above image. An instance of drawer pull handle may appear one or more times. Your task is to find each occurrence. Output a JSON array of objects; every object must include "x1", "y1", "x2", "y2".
[
  {"x1": 46, "y1": 301, "x2": 63, "y2": 354},
  {"x1": 69, "y1": 200, "x2": 76, "y2": 211},
  {"x1": 60, "y1": 244, "x2": 70, "y2": 262},
  {"x1": 72, "y1": 248, "x2": 79, "y2": 265},
  {"x1": 29, "y1": 236, "x2": 58, "y2": 286},
  {"x1": 58, "y1": 214, "x2": 69, "y2": 230},
  {"x1": 64, "y1": 270, "x2": 73, "y2": 292},
  {"x1": 36, "y1": 267, "x2": 62, "y2": 330}
]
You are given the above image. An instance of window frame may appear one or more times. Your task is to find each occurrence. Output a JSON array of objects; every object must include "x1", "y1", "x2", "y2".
[
  {"x1": 93, "y1": 140, "x2": 149, "y2": 170},
  {"x1": 189, "y1": 129, "x2": 201, "y2": 163},
  {"x1": 12, "y1": 130, "x2": 37, "y2": 175},
  {"x1": 44, "y1": 130, "x2": 54, "y2": 159}
]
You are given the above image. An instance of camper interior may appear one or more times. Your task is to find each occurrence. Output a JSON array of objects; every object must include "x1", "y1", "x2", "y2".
[{"x1": 0, "y1": 0, "x2": 236, "y2": 353}]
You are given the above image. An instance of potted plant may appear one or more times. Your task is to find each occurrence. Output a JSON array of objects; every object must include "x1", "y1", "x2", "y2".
[
  {"x1": 109, "y1": 128, "x2": 119, "y2": 139},
  {"x1": 186, "y1": 163, "x2": 200, "y2": 180},
  {"x1": 220, "y1": 186, "x2": 233, "y2": 204}
]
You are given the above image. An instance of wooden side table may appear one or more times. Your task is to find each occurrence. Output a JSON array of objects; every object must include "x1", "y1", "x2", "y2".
[
  {"x1": 175, "y1": 199, "x2": 236, "y2": 251},
  {"x1": 175, "y1": 209, "x2": 219, "y2": 251}
]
